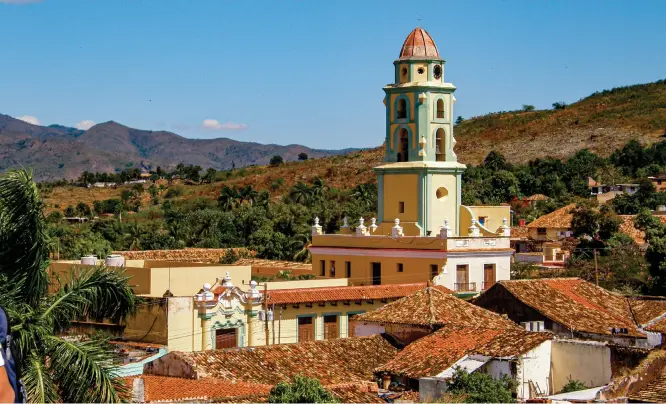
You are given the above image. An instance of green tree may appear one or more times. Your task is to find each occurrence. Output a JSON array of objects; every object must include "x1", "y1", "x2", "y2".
[
  {"x1": 482, "y1": 151, "x2": 510, "y2": 172},
  {"x1": 455, "y1": 116, "x2": 464, "y2": 124},
  {"x1": 64, "y1": 205, "x2": 76, "y2": 217},
  {"x1": 298, "y1": 152, "x2": 308, "y2": 161},
  {"x1": 311, "y1": 177, "x2": 329, "y2": 200},
  {"x1": 634, "y1": 209, "x2": 666, "y2": 294},
  {"x1": 218, "y1": 185, "x2": 241, "y2": 211},
  {"x1": 289, "y1": 182, "x2": 313, "y2": 205},
  {"x1": 268, "y1": 375, "x2": 338, "y2": 403},
  {"x1": 202, "y1": 167, "x2": 217, "y2": 183},
  {"x1": 220, "y1": 248, "x2": 239, "y2": 264},
  {"x1": 290, "y1": 233, "x2": 312, "y2": 263},
  {"x1": 76, "y1": 201, "x2": 91, "y2": 217},
  {"x1": 447, "y1": 367, "x2": 514, "y2": 403},
  {"x1": 270, "y1": 155, "x2": 284, "y2": 166},
  {"x1": 0, "y1": 169, "x2": 138, "y2": 402},
  {"x1": 522, "y1": 104, "x2": 535, "y2": 112},
  {"x1": 552, "y1": 101, "x2": 567, "y2": 110},
  {"x1": 559, "y1": 378, "x2": 587, "y2": 393}
]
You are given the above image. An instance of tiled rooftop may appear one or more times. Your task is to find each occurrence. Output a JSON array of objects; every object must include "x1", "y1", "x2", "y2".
[
  {"x1": 511, "y1": 226, "x2": 530, "y2": 240},
  {"x1": 526, "y1": 204, "x2": 576, "y2": 229},
  {"x1": 145, "y1": 334, "x2": 398, "y2": 386},
  {"x1": 629, "y1": 296, "x2": 666, "y2": 325},
  {"x1": 485, "y1": 278, "x2": 642, "y2": 336},
  {"x1": 376, "y1": 326, "x2": 551, "y2": 379},
  {"x1": 125, "y1": 376, "x2": 271, "y2": 403},
  {"x1": 264, "y1": 283, "x2": 451, "y2": 305},
  {"x1": 629, "y1": 371, "x2": 666, "y2": 403},
  {"x1": 646, "y1": 316, "x2": 666, "y2": 334},
  {"x1": 353, "y1": 286, "x2": 517, "y2": 329},
  {"x1": 524, "y1": 194, "x2": 549, "y2": 201}
]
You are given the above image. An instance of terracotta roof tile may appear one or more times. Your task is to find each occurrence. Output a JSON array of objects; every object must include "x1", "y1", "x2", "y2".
[
  {"x1": 353, "y1": 286, "x2": 517, "y2": 329},
  {"x1": 647, "y1": 316, "x2": 666, "y2": 333},
  {"x1": 491, "y1": 278, "x2": 642, "y2": 336},
  {"x1": 376, "y1": 326, "x2": 551, "y2": 379},
  {"x1": 511, "y1": 226, "x2": 529, "y2": 240},
  {"x1": 629, "y1": 297, "x2": 666, "y2": 326},
  {"x1": 265, "y1": 283, "x2": 451, "y2": 305},
  {"x1": 125, "y1": 376, "x2": 271, "y2": 402},
  {"x1": 526, "y1": 204, "x2": 576, "y2": 229},
  {"x1": 399, "y1": 27, "x2": 440, "y2": 59},
  {"x1": 146, "y1": 335, "x2": 398, "y2": 386},
  {"x1": 629, "y1": 371, "x2": 666, "y2": 403}
]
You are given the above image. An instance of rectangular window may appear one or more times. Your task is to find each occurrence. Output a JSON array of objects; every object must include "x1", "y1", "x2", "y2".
[
  {"x1": 397, "y1": 263, "x2": 404, "y2": 272},
  {"x1": 298, "y1": 317, "x2": 314, "y2": 342},
  {"x1": 215, "y1": 328, "x2": 237, "y2": 350},
  {"x1": 430, "y1": 264, "x2": 439, "y2": 279},
  {"x1": 537, "y1": 228, "x2": 547, "y2": 236},
  {"x1": 478, "y1": 216, "x2": 487, "y2": 227},
  {"x1": 345, "y1": 261, "x2": 351, "y2": 278},
  {"x1": 329, "y1": 260, "x2": 336, "y2": 277},
  {"x1": 372, "y1": 262, "x2": 381, "y2": 285},
  {"x1": 323, "y1": 315, "x2": 339, "y2": 340},
  {"x1": 399, "y1": 201, "x2": 405, "y2": 214},
  {"x1": 320, "y1": 260, "x2": 325, "y2": 277}
]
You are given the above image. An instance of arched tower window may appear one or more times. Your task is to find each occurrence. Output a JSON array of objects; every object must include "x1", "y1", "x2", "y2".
[
  {"x1": 397, "y1": 99, "x2": 407, "y2": 119},
  {"x1": 435, "y1": 128, "x2": 445, "y2": 162},
  {"x1": 397, "y1": 128, "x2": 409, "y2": 162},
  {"x1": 436, "y1": 99, "x2": 445, "y2": 119}
]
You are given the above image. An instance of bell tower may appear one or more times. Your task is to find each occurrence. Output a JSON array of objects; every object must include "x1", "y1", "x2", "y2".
[{"x1": 375, "y1": 27, "x2": 466, "y2": 236}]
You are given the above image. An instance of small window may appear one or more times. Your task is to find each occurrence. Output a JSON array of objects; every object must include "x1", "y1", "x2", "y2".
[
  {"x1": 320, "y1": 260, "x2": 325, "y2": 276},
  {"x1": 345, "y1": 261, "x2": 351, "y2": 278},
  {"x1": 401, "y1": 67, "x2": 407, "y2": 76},
  {"x1": 436, "y1": 99, "x2": 444, "y2": 118},
  {"x1": 537, "y1": 228, "x2": 547, "y2": 236},
  {"x1": 417, "y1": 67, "x2": 425, "y2": 74},
  {"x1": 397, "y1": 263, "x2": 404, "y2": 272},
  {"x1": 399, "y1": 201, "x2": 405, "y2": 213},
  {"x1": 478, "y1": 216, "x2": 487, "y2": 227},
  {"x1": 430, "y1": 264, "x2": 439, "y2": 279},
  {"x1": 433, "y1": 64, "x2": 442, "y2": 79},
  {"x1": 397, "y1": 99, "x2": 407, "y2": 119},
  {"x1": 330, "y1": 260, "x2": 336, "y2": 277}
]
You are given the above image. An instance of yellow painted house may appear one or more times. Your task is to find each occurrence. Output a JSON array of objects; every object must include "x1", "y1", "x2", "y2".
[{"x1": 309, "y1": 28, "x2": 513, "y2": 295}]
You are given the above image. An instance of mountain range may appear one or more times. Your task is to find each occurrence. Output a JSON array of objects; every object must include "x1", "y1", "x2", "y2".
[{"x1": 0, "y1": 115, "x2": 357, "y2": 181}]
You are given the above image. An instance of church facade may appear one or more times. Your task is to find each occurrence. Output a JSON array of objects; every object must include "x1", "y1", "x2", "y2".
[{"x1": 309, "y1": 28, "x2": 513, "y2": 295}]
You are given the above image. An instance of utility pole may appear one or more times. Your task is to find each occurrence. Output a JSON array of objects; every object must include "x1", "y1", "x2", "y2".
[
  {"x1": 594, "y1": 249, "x2": 599, "y2": 287},
  {"x1": 263, "y1": 282, "x2": 269, "y2": 346}
]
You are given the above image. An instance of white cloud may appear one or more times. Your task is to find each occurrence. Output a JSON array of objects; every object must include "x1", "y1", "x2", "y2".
[
  {"x1": 17, "y1": 115, "x2": 40, "y2": 125},
  {"x1": 202, "y1": 119, "x2": 248, "y2": 131},
  {"x1": 75, "y1": 120, "x2": 96, "y2": 130}
]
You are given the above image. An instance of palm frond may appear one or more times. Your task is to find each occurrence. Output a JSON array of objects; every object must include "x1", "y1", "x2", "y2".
[
  {"x1": 0, "y1": 169, "x2": 50, "y2": 307},
  {"x1": 45, "y1": 335, "x2": 130, "y2": 403},
  {"x1": 23, "y1": 353, "x2": 60, "y2": 404},
  {"x1": 42, "y1": 265, "x2": 138, "y2": 331}
]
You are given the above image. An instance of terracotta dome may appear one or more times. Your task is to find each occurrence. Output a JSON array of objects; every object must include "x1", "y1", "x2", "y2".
[{"x1": 399, "y1": 27, "x2": 440, "y2": 59}]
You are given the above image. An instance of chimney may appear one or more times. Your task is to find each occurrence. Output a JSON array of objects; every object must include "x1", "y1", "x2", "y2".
[{"x1": 518, "y1": 219, "x2": 526, "y2": 227}]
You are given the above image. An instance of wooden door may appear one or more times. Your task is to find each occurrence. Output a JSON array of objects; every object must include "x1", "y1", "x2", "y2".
[
  {"x1": 483, "y1": 264, "x2": 496, "y2": 290},
  {"x1": 323, "y1": 315, "x2": 338, "y2": 340},
  {"x1": 372, "y1": 262, "x2": 381, "y2": 285},
  {"x1": 456, "y1": 264, "x2": 469, "y2": 292},
  {"x1": 215, "y1": 328, "x2": 237, "y2": 349},
  {"x1": 298, "y1": 316, "x2": 314, "y2": 342}
]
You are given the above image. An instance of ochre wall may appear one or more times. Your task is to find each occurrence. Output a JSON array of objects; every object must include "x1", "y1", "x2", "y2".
[
  {"x1": 466, "y1": 206, "x2": 511, "y2": 234},
  {"x1": 124, "y1": 299, "x2": 168, "y2": 344},
  {"x1": 149, "y1": 266, "x2": 251, "y2": 297},
  {"x1": 312, "y1": 253, "x2": 445, "y2": 286},
  {"x1": 528, "y1": 227, "x2": 569, "y2": 241},
  {"x1": 429, "y1": 174, "x2": 459, "y2": 235}
]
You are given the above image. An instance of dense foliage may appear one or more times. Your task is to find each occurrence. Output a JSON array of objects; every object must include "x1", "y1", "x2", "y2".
[
  {"x1": 0, "y1": 170, "x2": 138, "y2": 402},
  {"x1": 446, "y1": 367, "x2": 514, "y2": 403},
  {"x1": 268, "y1": 375, "x2": 338, "y2": 403}
]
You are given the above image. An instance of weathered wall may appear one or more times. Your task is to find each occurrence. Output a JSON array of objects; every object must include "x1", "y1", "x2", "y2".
[
  {"x1": 515, "y1": 340, "x2": 552, "y2": 399},
  {"x1": 551, "y1": 340, "x2": 611, "y2": 392},
  {"x1": 124, "y1": 298, "x2": 169, "y2": 344}
]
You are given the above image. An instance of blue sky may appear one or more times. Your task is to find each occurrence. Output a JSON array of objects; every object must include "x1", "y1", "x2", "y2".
[{"x1": 1, "y1": 0, "x2": 664, "y2": 149}]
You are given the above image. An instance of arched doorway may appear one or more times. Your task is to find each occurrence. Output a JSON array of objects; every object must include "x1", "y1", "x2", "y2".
[
  {"x1": 397, "y1": 128, "x2": 409, "y2": 162},
  {"x1": 435, "y1": 128, "x2": 445, "y2": 161}
]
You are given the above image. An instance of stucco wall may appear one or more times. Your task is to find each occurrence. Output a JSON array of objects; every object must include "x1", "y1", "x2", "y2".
[
  {"x1": 383, "y1": 173, "x2": 419, "y2": 223},
  {"x1": 124, "y1": 300, "x2": 168, "y2": 344},
  {"x1": 437, "y1": 252, "x2": 511, "y2": 293},
  {"x1": 149, "y1": 265, "x2": 251, "y2": 297},
  {"x1": 551, "y1": 340, "x2": 612, "y2": 392},
  {"x1": 516, "y1": 340, "x2": 552, "y2": 399},
  {"x1": 429, "y1": 174, "x2": 460, "y2": 236},
  {"x1": 466, "y1": 206, "x2": 511, "y2": 236}
]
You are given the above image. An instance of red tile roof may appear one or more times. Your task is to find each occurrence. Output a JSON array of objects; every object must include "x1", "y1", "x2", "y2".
[
  {"x1": 524, "y1": 194, "x2": 549, "y2": 202},
  {"x1": 629, "y1": 297, "x2": 666, "y2": 326},
  {"x1": 353, "y1": 286, "x2": 517, "y2": 329},
  {"x1": 376, "y1": 326, "x2": 551, "y2": 379},
  {"x1": 399, "y1": 27, "x2": 439, "y2": 59},
  {"x1": 647, "y1": 316, "x2": 666, "y2": 334},
  {"x1": 264, "y1": 283, "x2": 451, "y2": 305},
  {"x1": 526, "y1": 204, "x2": 576, "y2": 229},
  {"x1": 144, "y1": 334, "x2": 398, "y2": 386},
  {"x1": 125, "y1": 376, "x2": 271, "y2": 403},
  {"x1": 487, "y1": 278, "x2": 642, "y2": 336}
]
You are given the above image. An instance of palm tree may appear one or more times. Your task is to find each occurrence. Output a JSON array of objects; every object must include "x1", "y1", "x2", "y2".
[
  {"x1": 239, "y1": 184, "x2": 259, "y2": 206},
  {"x1": 124, "y1": 220, "x2": 144, "y2": 250},
  {"x1": 351, "y1": 183, "x2": 376, "y2": 209},
  {"x1": 290, "y1": 233, "x2": 312, "y2": 263},
  {"x1": 311, "y1": 177, "x2": 329, "y2": 200},
  {"x1": 0, "y1": 170, "x2": 138, "y2": 403},
  {"x1": 218, "y1": 185, "x2": 240, "y2": 211},
  {"x1": 289, "y1": 182, "x2": 312, "y2": 205}
]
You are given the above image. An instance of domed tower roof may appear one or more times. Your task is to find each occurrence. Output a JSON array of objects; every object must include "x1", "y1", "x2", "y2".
[{"x1": 399, "y1": 27, "x2": 440, "y2": 60}]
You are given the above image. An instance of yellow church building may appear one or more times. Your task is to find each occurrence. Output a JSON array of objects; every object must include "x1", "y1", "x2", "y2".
[{"x1": 309, "y1": 28, "x2": 513, "y2": 295}]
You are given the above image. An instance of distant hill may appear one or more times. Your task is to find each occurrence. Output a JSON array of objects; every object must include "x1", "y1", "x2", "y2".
[
  {"x1": 454, "y1": 79, "x2": 666, "y2": 164},
  {"x1": 0, "y1": 115, "x2": 358, "y2": 180}
]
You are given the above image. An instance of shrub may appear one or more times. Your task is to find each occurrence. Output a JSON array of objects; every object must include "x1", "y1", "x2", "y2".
[
  {"x1": 446, "y1": 367, "x2": 514, "y2": 403},
  {"x1": 270, "y1": 155, "x2": 284, "y2": 166},
  {"x1": 220, "y1": 248, "x2": 239, "y2": 264},
  {"x1": 268, "y1": 375, "x2": 337, "y2": 403},
  {"x1": 560, "y1": 378, "x2": 588, "y2": 393},
  {"x1": 552, "y1": 101, "x2": 567, "y2": 110},
  {"x1": 298, "y1": 152, "x2": 308, "y2": 161},
  {"x1": 522, "y1": 104, "x2": 535, "y2": 112},
  {"x1": 164, "y1": 186, "x2": 184, "y2": 199}
]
